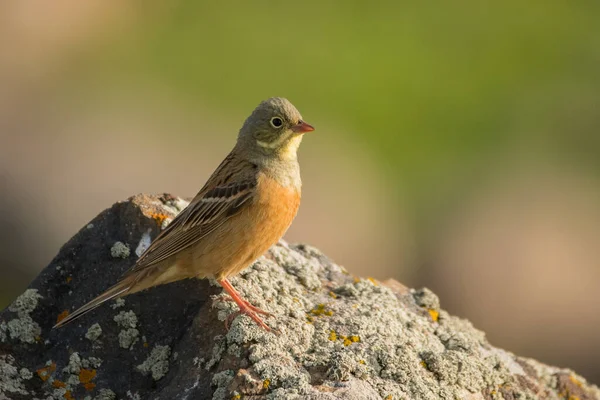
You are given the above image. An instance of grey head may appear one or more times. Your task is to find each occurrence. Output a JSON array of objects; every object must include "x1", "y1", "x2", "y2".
[{"x1": 237, "y1": 97, "x2": 314, "y2": 161}]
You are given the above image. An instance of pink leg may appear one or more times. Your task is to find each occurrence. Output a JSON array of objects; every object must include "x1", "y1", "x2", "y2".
[{"x1": 218, "y1": 279, "x2": 272, "y2": 331}]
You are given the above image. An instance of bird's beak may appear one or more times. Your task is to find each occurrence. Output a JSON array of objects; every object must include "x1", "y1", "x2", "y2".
[{"x1": 291, "y1": 120, "x2": 315, "y2": 133}]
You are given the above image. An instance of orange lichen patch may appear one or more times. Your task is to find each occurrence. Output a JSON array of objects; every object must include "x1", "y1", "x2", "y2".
[
  {"x1": 353, "y1": 277, "x2": 361, "y2": 283},
  {"x1": 56, "y1": 310, "x2": 70, "y2": 324},
  {"x1": 328, "y1": 291, "x2": 338, "y2": 299},
  {"x1": 385, "y1": 395, "x2": 393, "y2": 400},
  {"x1": 342, "y1": 337, "x2": 352, "y2": 346},
  {"x1": 328, "y1": 330, "x2": 337, "y2": 341},
  {"x1": 143, "y1": 342, "x2": 149, "y2": 348},
  {"x1": 151, "y1": 213, "x2": 170, "y2": 225},
  {"x1": 263, "y1": 378, "x2": 271, "y2": 390},
  {"x1": 367, "y1": 277, "x2": 378, "y2": 285},
  {"x1": 63, "y1": 391, "x2": 74, "y2": 400},
  {"x1": 37, "y1": 362, "x2": 56, "y2": 381},
  {"x1": 52, "y1": 380, "x2": 66, "y2": 388},
  {"x1": 84, "y1": 382, "x2": 96, "y2": 391},
  {"x1": 66, "y1": 276, "x2": 72, "y2": 283},
  {"x1": 428, "y1": 309, "x2": 439, "y2": 322},
  {"x1": 78, "y1": 368, "x2": 96, "y2": 384},
  {"x1": 232, "y1": 395, "x2": 241, "y2": 400}
]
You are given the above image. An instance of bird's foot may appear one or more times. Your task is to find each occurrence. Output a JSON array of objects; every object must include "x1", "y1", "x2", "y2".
[
  {"x1": 218, "y1": 278, "x2": 273, "y2": 332},
  {"x1": 225, "y1": 306, "x2": 272, "y2": 332},
  {"x1": 219, "y1": 295, "x2": 273, "y2": 316}
]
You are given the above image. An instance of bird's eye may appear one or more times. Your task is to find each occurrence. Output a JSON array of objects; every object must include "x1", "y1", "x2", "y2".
[{"x1": 270, "y1": 117, "x2": 283, "y2": 128}]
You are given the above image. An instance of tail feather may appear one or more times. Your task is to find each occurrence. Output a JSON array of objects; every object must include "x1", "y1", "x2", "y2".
[{"x1": 53, "y1": 277, "x2": 135, "y2": 329}]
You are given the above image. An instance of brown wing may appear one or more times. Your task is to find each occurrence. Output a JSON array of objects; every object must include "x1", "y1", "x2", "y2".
[{"x1": 129, "y1": 152, "x2": 257, "y2": 273}]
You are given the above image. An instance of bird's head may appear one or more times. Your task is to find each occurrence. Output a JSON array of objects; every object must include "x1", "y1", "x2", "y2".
[{"x1": 238, "y1": 97, "x2": 314, "y2": 161}]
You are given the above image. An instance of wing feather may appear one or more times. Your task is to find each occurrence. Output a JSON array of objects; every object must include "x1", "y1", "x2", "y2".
[{"x1": 129, "y1": 154, "x2": 257, "y2": 273}]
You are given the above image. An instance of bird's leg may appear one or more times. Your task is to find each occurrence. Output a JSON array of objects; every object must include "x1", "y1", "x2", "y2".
[{"x1": 218, "y1": 279, "x2": 272, "y2": 331}]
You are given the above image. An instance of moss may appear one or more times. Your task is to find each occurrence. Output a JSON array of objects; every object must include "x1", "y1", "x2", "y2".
[
  {"x1": 110, "y1": 241, "x2": 131, "y2": 259},
  {"x1": 136, "y1": 345, "x2": 171, "y2": 381}
]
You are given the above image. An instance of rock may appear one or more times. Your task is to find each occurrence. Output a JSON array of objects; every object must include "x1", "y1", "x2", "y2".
[{"x1": 0, "y1": 193, "x2": 599, "y2": 400}]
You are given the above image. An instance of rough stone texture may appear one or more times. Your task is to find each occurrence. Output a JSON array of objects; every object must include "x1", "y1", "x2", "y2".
[{"x1": 0, "y1": 194, "x2": 599, "y2": 400}]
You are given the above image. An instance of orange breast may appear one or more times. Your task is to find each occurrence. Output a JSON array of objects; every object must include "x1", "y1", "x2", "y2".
[{"x1": 192, "y1": 172, "x2": 301, "y2": 280}]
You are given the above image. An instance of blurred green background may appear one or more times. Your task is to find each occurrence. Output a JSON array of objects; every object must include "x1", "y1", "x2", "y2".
[{"x1": 2, "y1": 0, "x2": 600, "y2": 384}]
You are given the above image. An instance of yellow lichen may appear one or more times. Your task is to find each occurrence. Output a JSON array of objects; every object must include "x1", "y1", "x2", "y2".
[
  {"x1": 56, "y1": 310, "x2": 70, "y2": 324},
  {"x1": 143, "y1": 342, "x2": 149, "y2": 348},
  {"x1": 367, "y1": 277, "x2": 378, "y2": 285},
  {"x1": 349, "y1": 335, "x2": 360, "y2": 343},
  {"x1": 151, "y1": 213, "x2": 170, "y2": 225},
  {"x1": 36, "y1": 362, "x2": 56, "y2": 381},
  {"x1": 385, "y1": 395, "x2": 393, "y2": 400},
  {"x1": 420, "y1": 361, "x2": 427, "y2": 369},
  {"x1": 306, "y1": 315, "x2": 314, "y2": 324},
  {"x1": 263, "y1": 378, "x2": 271, "y2": 390},
  {"x1": 359, "y1": 360, "x2": 366, "y2": 364},
  {"x1": 63, "y1": 391, "x2": 74, "y2": 400},
  {"x1": 353, "y1": 277, "x2": 361, "y2": 283},
  {"x1": 52, "y1": 380, "x2": 66, "y2": 388},
  {"x1": 428, "y1": 309, "x2": 439, "y2": 322},
  {"x1": 569, "y1": 375, "x2": 583, "y2": 387},
  {"x1": 329, "y1": 330, "x2": 338, "y2": 341},
  {"x1": 66, "y1": 276, "x2": 72, "y2": 283},
  {"x1": 309, "y1": 303, "x2": 334, "y2": 317},
  {"x1": 84, "y1": 382, "x2": 96, "y2": 391},
  {"x1": 342, "y1": 337, "x2": 352, "y2": 346},
  {"x1": 328, "y1": 291, "x2": 338, "y2": 299},
  {"x1": 79, "y1": 368, "x2": 96, "y2": 384},
  {"x1": 231, "y1": 395, "x2": 241, "y2": 400}
]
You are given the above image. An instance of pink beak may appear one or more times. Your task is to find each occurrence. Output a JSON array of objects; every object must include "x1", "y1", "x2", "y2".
[{"x1": 291, "y1": 120, "x2": 315, "y2": 133}]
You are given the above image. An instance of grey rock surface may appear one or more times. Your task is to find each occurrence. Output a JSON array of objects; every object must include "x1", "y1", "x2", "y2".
[{"x1": 1, "y1": 194, "x2": 599, "y2": 400}]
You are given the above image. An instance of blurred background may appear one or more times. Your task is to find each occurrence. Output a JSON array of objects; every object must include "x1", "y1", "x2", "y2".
[{"x1": 1, "y1": 0, "x2": 599, "y2": 384}]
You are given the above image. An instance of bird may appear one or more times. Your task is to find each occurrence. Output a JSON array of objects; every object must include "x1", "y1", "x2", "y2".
[{"x1": 54, "y1": 97, "x2": 314, "y2": 331}]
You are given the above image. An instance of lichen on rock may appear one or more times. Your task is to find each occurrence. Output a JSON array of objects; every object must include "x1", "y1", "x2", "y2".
[
  {"x1": 110, "y1": 241, "x2": 131, "y2": 259},
  {"x1": 136, "y1": 345, "x2": 171, "y2": 381},
  {"x1": 4, "y1": 288, "x2": 42, "y2": 344},
  {"x1": 85, "y1": 323, "x2": 102, "y2": 342},
  {"x1": 0, "y1": 194, "x2": 598, "y2": 400},
  {"x1": 114, "y1": 310, "x2": 139, "y2": 349}
]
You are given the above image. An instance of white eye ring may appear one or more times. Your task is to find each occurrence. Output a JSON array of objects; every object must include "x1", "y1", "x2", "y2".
[{"x1": 270, "y1": 116, "x2": 284, "y2": 128}]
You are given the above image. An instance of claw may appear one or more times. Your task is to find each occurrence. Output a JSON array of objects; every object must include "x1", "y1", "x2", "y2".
[{"x1": 218, "y1": 279, "x2": 273, "y2": 332}]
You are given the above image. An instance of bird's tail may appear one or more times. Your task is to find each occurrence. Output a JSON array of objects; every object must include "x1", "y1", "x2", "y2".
[{"x1": 53, "y1": 275, "x2": 137, "y2": 329}]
